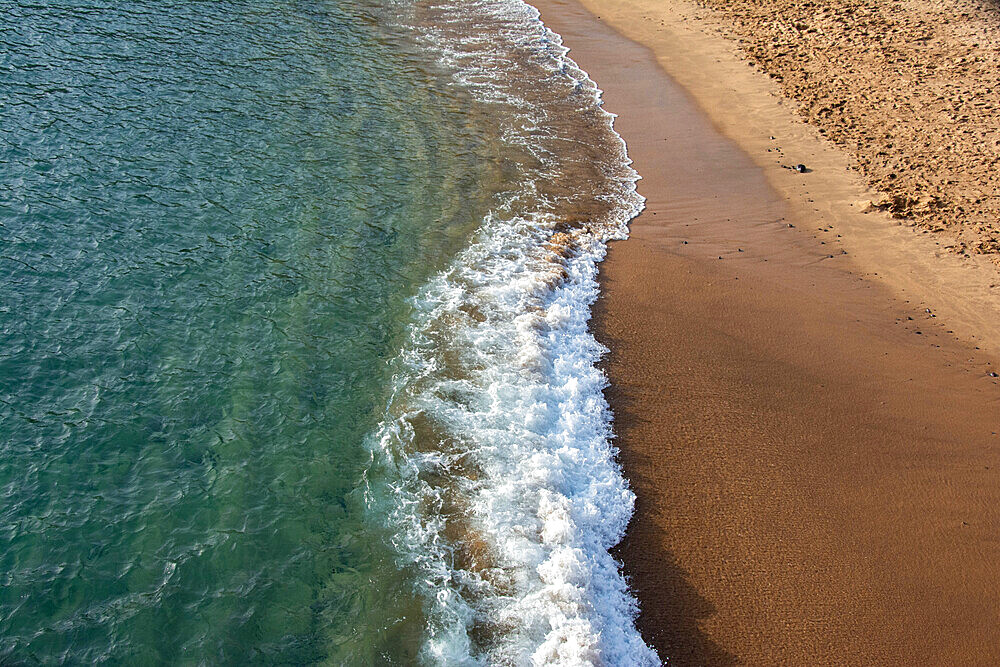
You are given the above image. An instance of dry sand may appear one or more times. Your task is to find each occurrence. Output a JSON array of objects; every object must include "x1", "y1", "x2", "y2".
[
  {"x1": 697, "y1": 0, "x2": 1000, "y2": 259},
  {"x1": 531, "y1": 0, "x2": 1000, "y2": 663}
]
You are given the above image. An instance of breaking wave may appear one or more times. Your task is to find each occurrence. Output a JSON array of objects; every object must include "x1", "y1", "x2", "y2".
[{"x1": 366, "y1": 1, "x2": 658, "y2": 663}]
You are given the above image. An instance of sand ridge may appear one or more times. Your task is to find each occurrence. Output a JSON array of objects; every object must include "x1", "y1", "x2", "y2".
[{"x1": 696, "y1": 0, "x2": 1000, "y2": 258}]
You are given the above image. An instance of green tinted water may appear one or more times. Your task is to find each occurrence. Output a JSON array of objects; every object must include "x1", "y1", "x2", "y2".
[{"x1": 0, "y1": 1, "x2": 498, "y2": 661}]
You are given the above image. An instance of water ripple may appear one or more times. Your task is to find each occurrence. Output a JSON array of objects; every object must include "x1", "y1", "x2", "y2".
[{"x1": 0, "y1": 0, "x2": 497, "y2": 662}]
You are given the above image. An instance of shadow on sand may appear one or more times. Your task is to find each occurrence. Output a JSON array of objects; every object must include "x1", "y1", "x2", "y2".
[
  {"x1": 609, "y1": 445, "x2": 738, "y2": 667},
  {"x1": 598, "y1": 327, "x2": 736, "y2": 666}
]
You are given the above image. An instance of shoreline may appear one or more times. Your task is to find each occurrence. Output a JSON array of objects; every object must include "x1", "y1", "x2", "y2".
[{"x1": 531, "y1": 0, "x2": 1000, "y2": 663}]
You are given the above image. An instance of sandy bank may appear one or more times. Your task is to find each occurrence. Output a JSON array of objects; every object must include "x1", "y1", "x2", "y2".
[
  {"x1": 575, "y1": 0, "x2": 1000, "y2": 357},
  {"x1": 531, "y1": 0, "x2": 1000, "y2": 663}
]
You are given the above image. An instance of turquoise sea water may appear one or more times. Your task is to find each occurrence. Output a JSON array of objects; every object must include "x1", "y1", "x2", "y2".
[
  {"x1": 1, "y1": 0, "x2": 657, "y2": 663},
  {"x1": 1, "y1": 1, "x2": 499, "y2": 661}
]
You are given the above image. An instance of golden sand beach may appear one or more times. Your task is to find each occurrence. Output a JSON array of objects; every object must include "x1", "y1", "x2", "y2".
[{"x1": 533, "y1": 0, "x2": 1000, "y2": 663}]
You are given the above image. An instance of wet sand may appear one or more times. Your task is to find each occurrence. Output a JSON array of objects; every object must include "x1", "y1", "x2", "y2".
[{"x1": 531, "y1": 0, "x2": 1000, "y2": 664}]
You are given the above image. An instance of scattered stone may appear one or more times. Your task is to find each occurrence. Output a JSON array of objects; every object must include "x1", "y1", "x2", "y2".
[{"x1": 796, "y1": 163, "x2": 807, "y2": 173}]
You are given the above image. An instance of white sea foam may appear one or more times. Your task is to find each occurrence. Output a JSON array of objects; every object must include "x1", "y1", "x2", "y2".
[{"x1": 366, "y1": 1, "x2": 659, "y2": 664}]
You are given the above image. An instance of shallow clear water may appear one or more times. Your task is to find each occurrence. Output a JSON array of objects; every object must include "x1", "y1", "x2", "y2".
[
  {"x1": 1, "y1": 1, "x2": 500, "y2": 661},
  {"x1": 1, "y1": 0, "x2": 655, "y2": 663}
]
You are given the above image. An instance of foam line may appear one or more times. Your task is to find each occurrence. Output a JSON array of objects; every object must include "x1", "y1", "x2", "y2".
[{"x1": 366, "y1": 1, "x2": 658, "y2": 663}]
